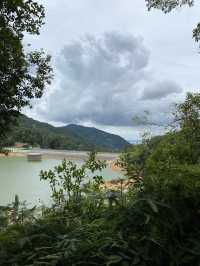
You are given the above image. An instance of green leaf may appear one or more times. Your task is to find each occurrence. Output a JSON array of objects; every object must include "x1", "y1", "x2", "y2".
[
  {"x1": 147, "y1": 199, "x2": 158, "y2": 213},
  {"x1": 106, "y1": 255, "x2": 123, "y2": 265}
]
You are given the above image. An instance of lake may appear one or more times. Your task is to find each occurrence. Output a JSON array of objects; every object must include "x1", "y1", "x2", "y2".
[{"x1": 0, "y1": 153, "x2": 124, "y2": 206}]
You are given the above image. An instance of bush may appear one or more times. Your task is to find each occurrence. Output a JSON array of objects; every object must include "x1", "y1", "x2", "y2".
[{"x1": 2, "y1": 94, "x2": 200, "y2": 265}]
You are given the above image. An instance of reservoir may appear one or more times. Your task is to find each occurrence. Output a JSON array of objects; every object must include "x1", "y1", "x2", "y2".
[{"x1": 0, "y1": 150, "x2": 124, "y2": 206}]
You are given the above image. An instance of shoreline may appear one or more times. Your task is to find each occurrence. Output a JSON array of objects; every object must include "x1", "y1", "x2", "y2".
[
  {"x1": 0, "y1": 149, "x2": 122, "y2": 172},
  {"x1": 0, "y1": 152, "x2": 25, "y2": 158}
]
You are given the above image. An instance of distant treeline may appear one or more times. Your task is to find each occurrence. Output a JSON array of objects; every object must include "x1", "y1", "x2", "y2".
[{"x1": 2, "y1": 115, "x2": 129, "y2": 152}]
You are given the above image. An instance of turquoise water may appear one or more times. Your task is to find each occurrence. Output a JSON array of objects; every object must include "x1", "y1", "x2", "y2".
[{"x1": 0, "y1": 157, "x2": 123, "y2": 205}]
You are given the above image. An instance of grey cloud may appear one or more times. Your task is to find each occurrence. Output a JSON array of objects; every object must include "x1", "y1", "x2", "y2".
[
  {"x1": 24, "y1": 0, "x2": 200, "y2": 140},
  {"x1": 37, "y1": 31, "x2": 182, "y2": 127},
  {"x1": 57, "y1": 32, "x2": 150, "y2": 87},
  {"x1": 141, "y1": 80, "x2": 183, "y2": 100}
]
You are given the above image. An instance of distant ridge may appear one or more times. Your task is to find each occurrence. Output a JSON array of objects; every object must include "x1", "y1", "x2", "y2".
[
  {"x1": 57, "y1": 123, "x2": 129, "y2": 151},
  {"x1": 4, "y1": 115, "x2": 130, "y2": 152}
]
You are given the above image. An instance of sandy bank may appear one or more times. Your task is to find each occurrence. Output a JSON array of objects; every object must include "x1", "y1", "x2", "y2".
[
  {"x1": 0, "y1": 150, "x2": 122, "y2": 170},
  {"x1": 100, "y1": 178, "x2": 133, "y2": 191},
  {"x1": 109, "y1": 160, "x2": 123, "y2": 173},
  {"x1": 0, "y1": 152, "x2": 25, "y2": 158}
]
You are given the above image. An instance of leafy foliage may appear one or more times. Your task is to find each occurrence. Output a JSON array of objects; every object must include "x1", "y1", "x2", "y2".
[
  {"x1": 146, "y1": 0, "x2": 194, "y2": 13},
  {"x1": 40, "y1": 151, "x2": 107, "y2": 214},
  {"x1": 2, "y1": 1, "x2": 200, "y2": 264},
  {"x1": 0, "y1": 0, "x2": 53, "y2": 138},
  {"x1": 2, "y1": 94, "x2": 200, "y2": 265}
]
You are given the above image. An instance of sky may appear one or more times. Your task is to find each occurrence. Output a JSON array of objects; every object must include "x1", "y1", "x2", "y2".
[{"x1": 25, "y1": 0, "x2": 200, "y2": 141}]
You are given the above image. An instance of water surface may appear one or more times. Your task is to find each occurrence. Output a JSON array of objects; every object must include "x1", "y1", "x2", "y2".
[{"x1": 0, "y1": 156, "x2": 123, "y2": 205}]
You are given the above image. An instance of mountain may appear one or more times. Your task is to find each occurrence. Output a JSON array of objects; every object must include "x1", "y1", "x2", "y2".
[
  {"x1": 4, "y1": 115, "x2": 129, "y2": 152},
  {"x1": 56, "y1": 124, "x2": 129, "y2": 151}
]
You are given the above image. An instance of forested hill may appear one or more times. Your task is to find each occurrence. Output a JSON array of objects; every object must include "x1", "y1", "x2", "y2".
[{"x1": 4, "y1": 115, "x2": 129, "y2": 152}]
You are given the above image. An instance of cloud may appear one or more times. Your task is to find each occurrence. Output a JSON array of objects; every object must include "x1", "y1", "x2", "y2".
[
  {"x1": 36, "y1": 31, "x2": 182, "y2": 127},
  {"x1": 141, "y1": 80, "x2": 182, "y2": 100},
  {"x1": 23, "y1": 0, "x2": 200, "y2": 140}
]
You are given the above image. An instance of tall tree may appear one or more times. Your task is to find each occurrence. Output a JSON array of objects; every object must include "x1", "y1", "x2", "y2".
[{"x1": 0, "y1": 0, "x2": 52, "y2": 138}]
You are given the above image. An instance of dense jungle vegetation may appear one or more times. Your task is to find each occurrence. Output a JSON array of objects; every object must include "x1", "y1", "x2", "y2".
[
  {"x1": 1, "y1": 92, "x2": 200, "y2": 265},
  {"x1": 1, "y1": 0, "x2": 200, "y2": 265}
]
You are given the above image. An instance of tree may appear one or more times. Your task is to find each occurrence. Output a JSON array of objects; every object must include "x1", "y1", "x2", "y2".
[
  {"x1": 0, "y1": 0, "x2": 53, "y2": 138},
  {"x1": 40, "y1": 151, "x2": 106, "y2": 214},
  {"x1": 119, "y1": 93, "x2": 200, "y2": 193},
  {"x1": 174, "y1": 93, "x2": 200, "y2": 163},
  {"x1": 145, "y1": 0, "x2": 200, "y2": 42}
]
